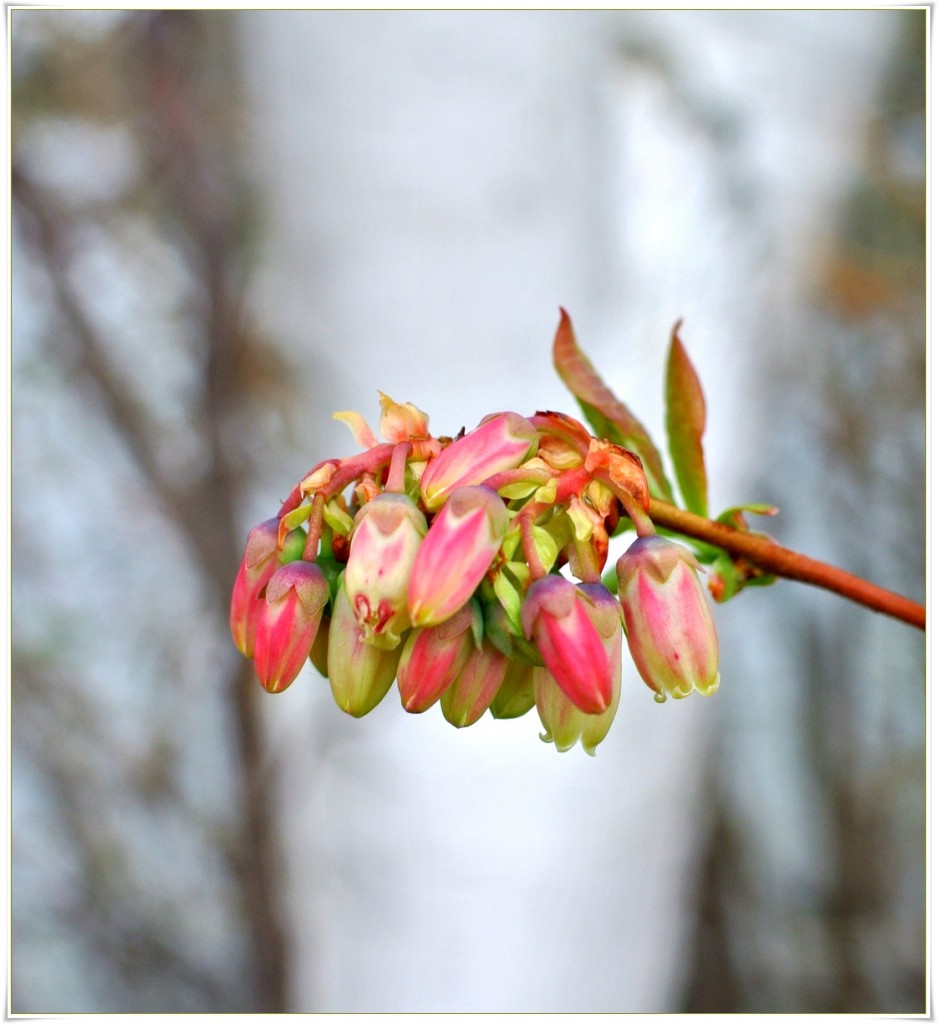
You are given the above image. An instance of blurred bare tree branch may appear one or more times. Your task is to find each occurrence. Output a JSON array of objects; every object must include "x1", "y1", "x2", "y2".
[
  {"x1": 13, "y1": 10, "x2": 288, "y2": 1010},
  {"x1": 682, "y1": 12, "x2": 925, "y2": 1013}
]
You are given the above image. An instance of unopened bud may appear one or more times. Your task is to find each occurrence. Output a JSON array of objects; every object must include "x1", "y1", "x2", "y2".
[
  {"x1": 253, "y1": 561, "x2": 330, "y2": 693},
  {"x1": 408, "y1": 486, "x2": 508, "y2": 628},
  {"x1": 396, "y1": 604, "x2": 475, "y2": 713},
  {"x1": 343, "y1": 493, "x2": 427, "y2": 649},
  {"x1": 616, "y1": 536, "x2": 720, "y2": 699},
  {"x1": 420, "y1": 412, "x2": 539, "y2": 511},
  {"x1": 534, "y1": 664, "x2": 620, "y2": 756},
  {"x1": 230, "y1": 518, "x2": 280, "y2": 658},
  {"x1": 488, "y1": 659, "x2": 537, "y2": 720},
  {"x1": 521, "y1": 575, "x2": 613, "y2": 714},
  {"x1": 327, "y1": 580, "x2": 401, "y2": 717},
  {"x1": 440, "y1": 641, "x2": 509, "y2": 728}
]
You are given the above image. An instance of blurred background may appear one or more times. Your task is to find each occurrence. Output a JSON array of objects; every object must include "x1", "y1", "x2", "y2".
[{"x1": 11, "y1": 8, "x2": 926, "y2": 1013}]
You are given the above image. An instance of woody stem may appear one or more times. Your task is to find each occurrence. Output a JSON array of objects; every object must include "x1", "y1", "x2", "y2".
[
  {"x1": 302, "y1": 494, "x2": 325, "y2": 561},
  {"x1": 519, "y1": 508, "x2": 547, "y2": 581},
  {"x1": 647, "y1": 498, "x2": 925, "y2": 631},
  {"x1": 385, "y1": 442, "x2": 411, "y2": 493}
]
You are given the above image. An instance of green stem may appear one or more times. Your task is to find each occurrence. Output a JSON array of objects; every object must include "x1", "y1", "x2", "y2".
[
  {"x1": 647, "y1": 498, "x2": 925, "y2": 631},
  {"x1": 618, "y1": 490, "x2": 656, "y2": 538}
]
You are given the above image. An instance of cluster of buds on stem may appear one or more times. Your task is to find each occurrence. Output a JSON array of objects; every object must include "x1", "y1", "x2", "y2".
[{"x1": 230, "y1": 393, "x2": 720, "y2": 754}]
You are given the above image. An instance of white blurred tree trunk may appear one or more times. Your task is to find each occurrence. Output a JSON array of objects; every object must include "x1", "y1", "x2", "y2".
[{"x1": 238, "y1": 10, "x2": 900, "y2": 1011}]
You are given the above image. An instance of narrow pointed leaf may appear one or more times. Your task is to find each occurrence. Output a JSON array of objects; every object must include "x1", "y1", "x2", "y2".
[
  {"x1": 716, "y1": 503, "x2": 779, "y2": 527},
  {"x1": 552, "y1": 308, "x2": 674, "y2": 502},
  {"x1": 665, "y1": 321, "x2": 708, "y2": 516},
  {"x1": 708, "y1": 550, "x2": 776, "y2": 604}
]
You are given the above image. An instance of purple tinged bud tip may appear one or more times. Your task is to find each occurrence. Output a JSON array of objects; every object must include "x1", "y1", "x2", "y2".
[
  {"x1": 521, "y1": 575, "x2": 614, "y2": 715},
  {"x1": 252, "y1": 561, "x2": 330, "y2": 694},
  {"x1": 230, "y1": 518, "x2": 281, "y2": 658}
]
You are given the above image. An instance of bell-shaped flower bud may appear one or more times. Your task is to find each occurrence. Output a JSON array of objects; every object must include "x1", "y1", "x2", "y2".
[
  {"x1": 535, "y1": 583, "x2": 623, "y2": 753},
  {"x1": 440, "y1": 641, "x2": 509, "y2": 728},
  {"x1": 396, "y1": 604, "x2": 474, "y2": 713},
  {"x1": 521, "y1": 575, "x2": 613, "y2": 714},
  {"x1": 252, "y1": 561, "x2": 330, "y2": 694},
  {"x1": 327, "y1": 580, "x2": 401, "y2": 717},
  {"x1": 419, "y1": 412, "x2": 539, "y2": 511},
  {"x1": 616, "y1": 536, "x2": 720, "y2": 699},
  {"x1": 408, "y1": 486, "x2": 509, "y2": 628},
  {"x1": 230, "y1": 518, "x2": 280, "y2": 658},
  {"x1": 343, "y1": 493, "x2": 427, "y2": 650},
  {"x1": 534, "y1": 664, "x2": 621, "y2": 756},
  {"x1": 488, "y1": 659, "x2": 537, "y2": 720}
]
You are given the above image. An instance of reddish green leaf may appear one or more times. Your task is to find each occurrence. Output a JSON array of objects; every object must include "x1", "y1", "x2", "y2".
[
  {"x1": 665, "y1": 321, "x2": 708, "y2": 516},
  {"x1": 716, "y1": 503, "x2": 779, "y2": 528},
  {"x1": 552, "y1": 309, "x2": 674, "y2": 502},
  {"x1": 708, "y1": 550, "x2": 777, "y2": 604}
]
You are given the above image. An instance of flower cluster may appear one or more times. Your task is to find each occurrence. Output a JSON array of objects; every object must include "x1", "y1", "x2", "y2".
[{"x1": 230, "y1": 394, "x2": 720, "y2": 754}]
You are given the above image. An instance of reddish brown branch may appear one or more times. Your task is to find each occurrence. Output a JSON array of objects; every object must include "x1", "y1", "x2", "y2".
[{"x1": 647, "y1": 499, "x2": 925, "y2": 630}]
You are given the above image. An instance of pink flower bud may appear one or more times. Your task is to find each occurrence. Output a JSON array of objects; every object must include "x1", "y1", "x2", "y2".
[
  {"x1": 343, "y1": 493, "x2": 427, "y2": 650},
  {"x1": 327, "y1": 581, "x2": 401, "y2": 717},
  {"x1": 252, "y1": 561, "x2": 330, "y2": 693},
  {"x1": 521, "y1": 575, "x2": 614, "y2": 714},
  {"x1": 230, "y1": 518, "x2": 281, "y2": 658},
  {"x1": 408, "y1": 486, "x2": 509, "y2": 628},
  {"x1": 396, "y1": 604, "x2": 475, "y2": 713},
  {"x1": 534, "y1": 583, "x2": 623, "y2": 753},
  {"x1": 419, "y1": 412, "x2": 539, "y2": 511},
  {"x1": 616, "y1": 536, "x2": 720, "y2": 699},
  {"x1": 440, "y1": 641, "x2": 509, "y2": 728}
]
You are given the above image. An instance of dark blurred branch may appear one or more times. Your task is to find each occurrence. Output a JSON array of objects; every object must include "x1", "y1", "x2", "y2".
[
  {"x1": 12, "y1": 11, "x2": 289, "y2": 1011},
  {"x1": 12, "y1": 167, "x2": 204, "y2": 548},
  {"x1": 14, "y1": 656, "x2": 235, "y2": 1010},
  {"x1": 135, "y1": 14, "x2": 289, "y2": 1010}
]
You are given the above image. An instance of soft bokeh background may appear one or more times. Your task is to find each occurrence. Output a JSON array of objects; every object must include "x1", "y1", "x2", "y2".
[{"x1": 11, "y1": 8, "x2": 926, "y2": 1013}]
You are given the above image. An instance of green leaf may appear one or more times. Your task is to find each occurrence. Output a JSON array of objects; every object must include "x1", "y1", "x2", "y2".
[
  {"x1": 715, "y1": 503, "x2": 779, "y2": 527},
  {"x1": 280, "y1": 503, "x2": 313, "y2": 533},
  {"x1": 493, "y1": 571, "x2": 524, "y2": 634},
  {"x1": 665, "y1": 321, "x2": 708, "y2": 516},
  {"x1": 708, "y1": 550, "x2": 777, "y2": 604},
  {"x1": 552, "y1": 308, "x2": 674, "y2": 502},
  {"x1": 531, "y1": 524, "x2": 559, "y2": 574},
  {"x1": 709, "y1": 551, "x2": 742, "y2": 603},
  {"x1": 322, "y1": 498, "x2": 354, "y2": 536}
]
